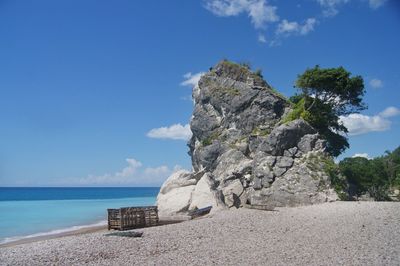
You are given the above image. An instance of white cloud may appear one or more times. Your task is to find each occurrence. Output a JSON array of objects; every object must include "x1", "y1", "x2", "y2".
[
  {"x1": 277, "y1": 20, "x2": 298, "y2": 34},
  {"x1": 147, "y1": 123, "x2": 192, "y2": 141},
  {"x1": 247, "y1": 0, "x2": 279, "y2": 28},
  {"x1": 180, "y1": 72, "x2": 205, "y2": 87},
  {"x1": 315, "y1": 0, "x2": 387, "y2": 16},
  {"x1": 352, "y1": 153, "x2": 371, "y2": 159},
  {"x1": 300, "y1": 18, "x2": 318, "y2": 35},
  {"x1": 379, "y1": 106, "x2": 400, "y2": 118},
  {"x1": 340, "y1": 113, "x2": 391, "y2": 135},
  {"x1": 315, "y1": 0, "x2": 350, "y2": 17},
  {"x1": 369, "y1": 78, "x2": 383, "y2": 89},
  {"x1": 204, "y1": 0, "x2": 279, "y2": 29},
  {"x1": 205, "y1": 1, "x2": 388, "y2": 46},
  {"x1": 276, "y1": 18, "x2": 317, "y2": 36},
  {"x1": 340, "y1": 106, "x2": 400, "y2": 136},
  {"x1": 258, "y1": 33, "x2": 267, "y2": 43},
  {"x1": 62, "y1": 158, "x2": 184, "y2": 186},
  {"x1": 369, "y1": 0, "x2": 387, "y2": 9}
]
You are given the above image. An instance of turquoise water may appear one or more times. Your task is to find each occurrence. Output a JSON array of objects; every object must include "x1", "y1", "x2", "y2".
[{"x1": 0, "y1": 187, "x2": 159, "y2": 244}]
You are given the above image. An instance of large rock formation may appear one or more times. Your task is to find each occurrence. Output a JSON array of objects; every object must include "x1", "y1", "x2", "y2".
[{"x1": 157, "y1": 60, "x2": 338, "y2": 217}]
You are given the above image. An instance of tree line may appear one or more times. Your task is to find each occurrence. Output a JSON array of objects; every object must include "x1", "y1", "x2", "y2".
[{"x1": 339, "y1": 147, "x2": 400, "y2": 200}]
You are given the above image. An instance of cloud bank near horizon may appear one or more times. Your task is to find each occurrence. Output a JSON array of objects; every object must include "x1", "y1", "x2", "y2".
[{"x1": 55, "y1": 158, "x2": 186, "y2": 186}]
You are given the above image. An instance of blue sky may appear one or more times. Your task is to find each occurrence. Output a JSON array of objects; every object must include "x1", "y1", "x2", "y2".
[{"x1": 0, "y1": 0, "x2": 399, "y2": 186}]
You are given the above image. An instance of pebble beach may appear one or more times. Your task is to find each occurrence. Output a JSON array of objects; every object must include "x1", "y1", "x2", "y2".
[{"x1": 1, "y1": 201, "x2": 399, "y2": 266}]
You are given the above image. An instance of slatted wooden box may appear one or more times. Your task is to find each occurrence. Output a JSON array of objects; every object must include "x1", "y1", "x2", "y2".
[{"x1": 107, "y1": 206, "x2": 159, "y2": 230}]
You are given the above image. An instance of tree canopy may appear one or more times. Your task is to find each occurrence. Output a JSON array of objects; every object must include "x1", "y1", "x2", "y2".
[
  {"x1": 295, "y1": 65, "x2": 366, "y2": 115},
  {"x1": 290, "y1": 65, "x2": 366, "y2": 156},
  {"x1": 337, "y1": 146, "x2": 400, "y2": 201}
]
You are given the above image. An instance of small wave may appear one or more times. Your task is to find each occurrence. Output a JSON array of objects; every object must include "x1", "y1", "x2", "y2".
[{"x1": 0, "y1": 220, "x2": 107, "y2": 245}]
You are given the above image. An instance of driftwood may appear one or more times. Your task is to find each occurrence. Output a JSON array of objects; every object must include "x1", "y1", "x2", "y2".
[
  {"x1": 189, "y1": 206, "x2": 212, "y2": 218},
  {"x1": 243, "y1": 204, "x2": 275, "y2": 211},
  {"x1": 105, "y1": 231, "x2": 143, "y2": 238},
  {"x1": 159, "y1": 215, "x2": 192, "y2": 224}
]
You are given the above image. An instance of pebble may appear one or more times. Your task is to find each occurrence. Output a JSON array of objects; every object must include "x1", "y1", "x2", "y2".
[{"x1": 0, "y1": 202, "x2": 399, "y2": 266}]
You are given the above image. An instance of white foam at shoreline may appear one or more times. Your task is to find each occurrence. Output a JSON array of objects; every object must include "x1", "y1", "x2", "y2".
[{"x1": 0, "y1": 220, "x2": 107, "y2": 244}]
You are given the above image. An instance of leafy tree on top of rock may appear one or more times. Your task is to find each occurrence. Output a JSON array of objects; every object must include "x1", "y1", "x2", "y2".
[{"x1": 289, "y1": 65, "x2": 366, "y2": 157}]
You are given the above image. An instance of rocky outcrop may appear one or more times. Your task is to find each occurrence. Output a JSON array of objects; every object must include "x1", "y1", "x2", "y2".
[{"x1": 157, "y1": 60, "x2": 338, "y2": 216}]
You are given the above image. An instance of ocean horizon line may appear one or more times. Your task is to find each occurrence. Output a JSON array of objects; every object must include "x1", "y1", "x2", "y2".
[{"x1": 0, "y1": 187, "x2": 160, "y2": 201}]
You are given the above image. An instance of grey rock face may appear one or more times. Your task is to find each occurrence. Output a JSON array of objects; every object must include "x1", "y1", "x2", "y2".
[
  {"x1": 248, "y1": 154, "x2": 339, "y2": 207},
  {"x1": 213, "y1": 149, "x2": 252, "y2": 182},
  {"x1": 157, "y1": 61, "x2": 338, "y2": 216},
  {"x1": 256, "y1": 119, "x2": 316, "y2": 156},
  {"x1": 190, "y1": 104, "x2": 221, "y2": 141},
  {"x1": 273, "y1": 166, "x2": 288, "y2": 177},
  {"x1": 298, "y1": 134, "x2": 319, "y2": 153},
  {"x1": 192, "y1": 141, "x2": 225, "y2": 172},
  {"x1": 276, "y1": 156, "x2": 294, "y2": 168},
  {"x1": 284, "y1": 147, "x2": 298, "y2": 158}
]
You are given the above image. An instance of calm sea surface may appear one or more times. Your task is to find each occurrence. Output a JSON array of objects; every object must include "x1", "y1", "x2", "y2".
[{"x1": 0, "y1": 187, "x2": 159, "y2": 244}]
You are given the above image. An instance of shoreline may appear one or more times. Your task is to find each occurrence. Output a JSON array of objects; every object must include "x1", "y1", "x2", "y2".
[
  {"x1": 0, "y1": 224, "x2": 108, "y2": 248},
  {"x1": 1, "y1": 202, "x2": 399, "y2": 265},
  {"x1": 0, "y1": 218, "x2": 187, "y2": 248}
]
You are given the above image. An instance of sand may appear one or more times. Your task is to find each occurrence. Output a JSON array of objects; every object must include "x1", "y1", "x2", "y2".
[{"x1": 1, "y1": 201, "x2": 399, "y2": 265}]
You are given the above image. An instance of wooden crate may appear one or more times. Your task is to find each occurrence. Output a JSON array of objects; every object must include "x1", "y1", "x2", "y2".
[{"x1": 107, "y1": 206, "x2": 159, "y2": 230}]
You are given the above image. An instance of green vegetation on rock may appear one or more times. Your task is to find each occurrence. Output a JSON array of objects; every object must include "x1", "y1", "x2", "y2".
[
  {"x1": 281, "y1": 97, "x2": 308, "y2": 124},
  {"x1": 269, "y1": 86, "x2": 288, "y2": 101},
  {"x1": 201, "y1": 131, "x2": 221, "y2": 147},
  {"x1": 303, "y1": 152, "x2": 348, "y2": 200},
  {"x1": 254, "y1": 69, "x2": 263, "y2": 78},
  {"x1": 215, "y1": 86, "x2": 241, "y2": 96},
  {"x1": 251, "y1": 127, "x2": 270, "y2": 137},
  {"x1": 214, "y1": 60, "x2": 267, "y2": 87}
]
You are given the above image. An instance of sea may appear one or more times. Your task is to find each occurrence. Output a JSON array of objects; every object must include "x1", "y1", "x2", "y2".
[{"x1": 0, "y1": 187, "x2": 159, "y2": 244}]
